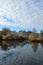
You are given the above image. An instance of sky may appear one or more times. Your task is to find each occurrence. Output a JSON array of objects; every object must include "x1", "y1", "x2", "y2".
[{"x1": 0, "y1": 0, "x2": 43, "y2": 32}]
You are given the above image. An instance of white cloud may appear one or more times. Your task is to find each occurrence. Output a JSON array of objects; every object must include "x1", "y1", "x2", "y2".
[{"x1": 0, "y1": 0, "x2": 43, "y2": 30}]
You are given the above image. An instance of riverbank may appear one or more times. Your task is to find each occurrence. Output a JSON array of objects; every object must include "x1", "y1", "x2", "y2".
[
  {"x1": 29, "y1": 39, "x2": 43, "y2": 43},
  {"x1": 0, "y1": 28, "x2": 43, "y2": 42}
]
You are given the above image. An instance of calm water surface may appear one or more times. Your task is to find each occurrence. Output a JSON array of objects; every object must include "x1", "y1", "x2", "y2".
[{"x1": 0, "y1": 40, "x2": 43, "y2": 65}]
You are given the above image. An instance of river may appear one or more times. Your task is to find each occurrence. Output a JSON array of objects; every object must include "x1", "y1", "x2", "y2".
[{"x1": 0, "y1": 40, "x2": 43, "y2": 65}]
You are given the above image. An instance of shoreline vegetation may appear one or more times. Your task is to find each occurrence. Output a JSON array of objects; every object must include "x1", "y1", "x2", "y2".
[
  {"x1": 0, "y1": 28, "x2": 43, "y2": 42},
  {"x1": 0, "y1": 28, "x2": 43, "y2": 50}
]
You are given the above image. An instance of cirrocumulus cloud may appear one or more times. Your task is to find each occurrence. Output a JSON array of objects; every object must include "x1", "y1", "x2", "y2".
[{"x1": 0, "y1": 0, "x2": 43, "y2": 30}]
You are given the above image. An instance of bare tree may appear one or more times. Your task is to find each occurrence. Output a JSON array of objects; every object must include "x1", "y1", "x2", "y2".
[{"x1": 32, "y1": 28, "x2": 37, "y2": 33}]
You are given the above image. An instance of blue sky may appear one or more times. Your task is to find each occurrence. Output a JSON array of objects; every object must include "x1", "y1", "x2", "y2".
[{"x1": 0, "y1": 0, "x2": 43, "y2": 32}]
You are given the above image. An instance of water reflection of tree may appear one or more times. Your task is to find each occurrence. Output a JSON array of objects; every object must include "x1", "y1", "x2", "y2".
[
  {"x1": 32, "y1": 43, "x2": 38, "y2": 52},
  {"x1": 11, "y1": 40, "x2": 28, "y2": 47},
  {"x1": 1, "y1": 41, "x2": 8, "y2": 50},
  {"x1": 41, "y1": 42, "x2": 43, "y2": 48},
  {"x1": 0, "y1": 40, "x2": 43, "y2": 51},
  {"x1": 0, "y1": 40, "x2": 28, "y2": 50},
  {"x1": 0, "y1": 41, "x2": 2, "y2": 45}
]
